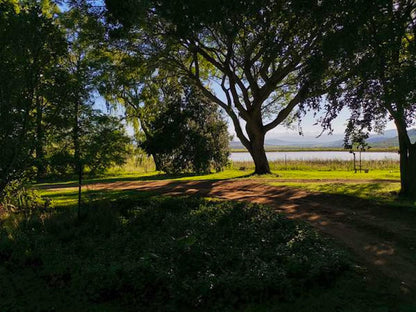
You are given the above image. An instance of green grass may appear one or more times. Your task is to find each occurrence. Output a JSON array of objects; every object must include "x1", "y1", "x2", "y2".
[
  {"x1": 268, "y1": 181, "x2": 416, "y2": 208},
  {"x1": 1, "y1": 196, "x2": 413, "y2": 311},
  {"x1": 16, "y1": 159, "x2": 416, "y2": 310},
  {"x1": 270, "y1": 169, "x2": 400, "y2": 180},
  {"x1": 36, "y1": 167, "x2": 400, "y2": 187},
  {"x1": 33, "y1": 158, "x2": 406, "y2": 209},
  {"x1": 239, "y1": 158, "x2": 400, "y2": 172},
  {"x1": 35, "y1": 158, "x2": 400, "y2": 186},
  {"x1": 34, "y1": 165, "x2": 402, "y2": 209},
  {"x1": 39, "y1": 188, "x2": 158, "y2": 208}
]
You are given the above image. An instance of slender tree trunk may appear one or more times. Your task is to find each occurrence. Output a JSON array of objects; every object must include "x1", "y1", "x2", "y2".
[
  {"x1": 245, "y1": 121, "x2": 271, "y2": 174},
  {"x1": 73, "y1": 99, "x2": 82, "y2": 218},
  {"x1": 35, "y1": 96, "x2": 46, "y2": 181},
  {"x1": 398, "y1": 135, "x2": 416, "y2": 199}
]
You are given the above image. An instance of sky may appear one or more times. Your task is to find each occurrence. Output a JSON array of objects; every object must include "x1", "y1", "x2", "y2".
[{"x1": 94, "y1": 94, "x2": 396, "y2": 145}]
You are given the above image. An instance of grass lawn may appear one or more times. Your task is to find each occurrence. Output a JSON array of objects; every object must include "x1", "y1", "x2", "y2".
[
  {"x1": 36, "y1": 168, "x2": 400, "y2": 187},
  {"x1": 35, "y1": 166, "x2": 406, "y2": 209}
]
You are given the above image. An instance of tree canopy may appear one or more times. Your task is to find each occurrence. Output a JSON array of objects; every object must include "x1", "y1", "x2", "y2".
[
  {"x1": 324, "y1": 0, "x2": 416, "y2": 198},
  {"x1": 0, "y1": 0, "x2": 66, "y2": 194},
  {"x1": 105, "y1": 0, "x2": 368, "y2": 174}
]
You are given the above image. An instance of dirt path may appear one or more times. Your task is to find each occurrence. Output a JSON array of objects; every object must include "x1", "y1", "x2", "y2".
[
  {"x1": 45, "y1": 179, "x2": 416, "y2": 295},
  {"x1": 37, "y1": 178, "x2": 400, "y2": 190}
]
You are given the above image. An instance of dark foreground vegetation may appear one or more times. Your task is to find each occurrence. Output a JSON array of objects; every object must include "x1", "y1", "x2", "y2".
[{"x1": 0, "y1": 196, "x2": 412, "y2": 311}]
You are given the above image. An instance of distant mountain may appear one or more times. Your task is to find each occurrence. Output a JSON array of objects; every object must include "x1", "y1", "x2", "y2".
[
  {"x1": 229, "y1": 141, "x2": 246, "y2": 149},
  {"x1": 229, "y1": 129, "x2": 416, "y2": 149},
  {"x1": 368, "y1": 129, "x2": 416, "y2": 147}
]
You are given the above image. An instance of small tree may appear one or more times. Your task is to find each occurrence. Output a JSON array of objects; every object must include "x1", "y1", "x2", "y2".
[
  {"x1": 82, "y1": 114, "x2": 132, "y2": 175},
  {"x1": 47, "y1": 110, "x2": 132, "y2": 177}
]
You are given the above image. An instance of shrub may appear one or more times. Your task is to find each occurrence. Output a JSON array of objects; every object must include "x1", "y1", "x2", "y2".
[{"x1": 140, "y1": 82, "x2": 230, "y2": 174}]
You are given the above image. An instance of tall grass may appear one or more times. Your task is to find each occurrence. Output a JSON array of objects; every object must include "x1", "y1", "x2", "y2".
[
  {"x1": 105, "y1": 156, "x2": 400, "y2": 176},
  {"x1": 231, "y1": 159, "x2": 400, "y2": 171},
  {"x1": 106, "y1": 155, "x2": 156, "y2": 175}
]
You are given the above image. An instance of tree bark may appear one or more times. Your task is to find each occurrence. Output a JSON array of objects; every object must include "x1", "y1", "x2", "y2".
[
  {"x1": 398, "y1": 134, "x2": 416, "y2": 199},
  {"x1": 152, "y1": 153, "x2": 162, "y2": 171},
  {"x1": 245, "y1": 120, "x2": 271, "y2": 175},
  {"x1": 249, "y1": 137, "x2": 270, "y2": 174}
]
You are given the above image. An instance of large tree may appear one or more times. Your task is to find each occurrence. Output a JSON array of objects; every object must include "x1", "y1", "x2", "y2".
[
  {"x1": 0, "y1": 0, "x2": 66, "y2": 194},
  {"x1": 324, "y1": 0, "x2": 416, "y2": 198},
  {"x1": 105, "y1": 0, "x2": 363, "y2": 174}
]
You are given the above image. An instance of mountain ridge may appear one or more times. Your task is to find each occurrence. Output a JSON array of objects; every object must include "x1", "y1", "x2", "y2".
[{"x1": 230, "y1": 129, "x2": 416, "y2": 149}]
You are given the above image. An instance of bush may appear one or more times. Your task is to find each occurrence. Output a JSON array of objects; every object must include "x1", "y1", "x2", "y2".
[
  {"x1": 0, "y1": 180, "x2": 52, "y2": 215},
  {"x1": 141, "y1": 82, "x2": 230, "y2": 174},
  {"x1": 0, "y1": 197, "x2": 349, "y2": 311}
]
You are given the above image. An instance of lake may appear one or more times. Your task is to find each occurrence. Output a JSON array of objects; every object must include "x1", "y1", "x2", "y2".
[{"x1": 230, "y1": 151, "x2": 400, "y2": 162}]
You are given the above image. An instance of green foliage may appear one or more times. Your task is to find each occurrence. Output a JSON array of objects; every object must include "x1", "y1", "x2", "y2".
[
  {"x1": 0, "y1": 197, "x2": 349, "y2": 311},
  {"x1": 140, "y1": 82, "x2": 230, "y2": 174},
  {"x1": 81, "y1": 113, "x2": 132, "y2": 175},
  {"x1": 0, "y1": 0, "x2": 67, "y2": 194},
  {"x1": 322, "y1": 0, "x2": 416, "y2": 197},
  {"x1": 0, "y1": 179, "x2": 53, "y2": 218},
  {"x1": 46, "y1": 111, "x2": 132, "y2": 177},
  {"x1": 47, "y1": 150, "x2": 74, "y2": 177}
]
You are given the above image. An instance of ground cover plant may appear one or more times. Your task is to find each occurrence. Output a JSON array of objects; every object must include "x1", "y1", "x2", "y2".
[{"x1": 0, "y1": 196, "x2": 355, "y2": 311}]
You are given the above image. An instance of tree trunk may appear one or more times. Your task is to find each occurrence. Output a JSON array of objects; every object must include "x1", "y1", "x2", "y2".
[
  {"x1": 35, "y1": 96, "x2": 46, "y2": 181},
  {"x1": 398, "y1": 134, "x2": 416, "y2": 199},
  {"x1": 73, "y1": 99, "x2": 82, "y2": 218},
  {"x1": 249, "y1": 138, "x2": 270, "y2": 174},
  {"x1": 245, "y1": 121, "x2": 270, "y2": 174},
  {"x1": 152, "y1": 153, "x2": 162, "y2": 171}
]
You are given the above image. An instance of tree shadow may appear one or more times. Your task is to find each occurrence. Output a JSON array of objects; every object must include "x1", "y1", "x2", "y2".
[{"x1": 36, "y1": 172, "x2": 257, "y2": 190}]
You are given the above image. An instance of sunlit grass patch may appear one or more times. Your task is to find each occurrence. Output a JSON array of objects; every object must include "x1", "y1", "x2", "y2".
[
  {"x1": 268, "y1": 181, "x2": 416, "y2": 207},
  {"x1": 271, "y1": 169, "x2": 400, "y2": 181}
]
